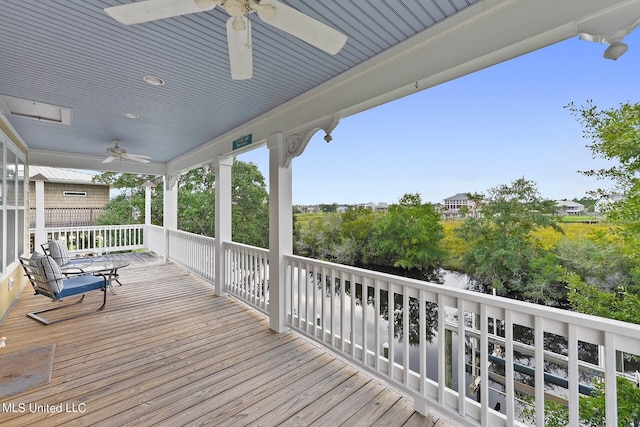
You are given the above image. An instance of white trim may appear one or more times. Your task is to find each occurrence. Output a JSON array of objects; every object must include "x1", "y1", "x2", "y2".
[
  {"x1": 166, "y1": 0, "x2": 640, "y2": 177},
  {"x1": 0, "y1": 128, "x2": 27, "y2": 276}
]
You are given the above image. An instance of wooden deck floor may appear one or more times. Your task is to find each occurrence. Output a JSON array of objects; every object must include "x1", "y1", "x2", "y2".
[{"x1": 0, "y1": 253, "x2": 459, "y2": 427}]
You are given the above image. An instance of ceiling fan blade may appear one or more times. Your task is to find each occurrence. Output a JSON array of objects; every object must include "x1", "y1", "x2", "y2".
[
  {"x1": 227, "y1": 17, "x2": 253, "y2": 80},
  {"x1": 124, "y1": 152, "x2": 152, "y2": 159},
  {"x1": 257, "y1": 0, "x2": 347, "y2": 55},
  {"x1": 102, "y1": 155, "x2": 116, "y2": 164},
  {"x1": 104, "y1": 0, "x2": 219, "y2": 25},
  {"x1": 122, "y1": 154, "x2": 151, "y2": 163}
]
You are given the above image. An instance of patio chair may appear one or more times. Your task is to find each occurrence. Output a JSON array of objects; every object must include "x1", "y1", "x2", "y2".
[
  {"x1": 19, "y1": 253, "x2": 108, "y2": 325},
  {"x1": 42, "y1": 239, "x2": 99, "y2": 267},
  {"x1": 42, "y1": 240, "x2": 123, "y2": 292}
]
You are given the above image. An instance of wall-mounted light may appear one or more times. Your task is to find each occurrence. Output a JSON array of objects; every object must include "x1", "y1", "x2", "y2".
[
  {"x1": 603, "y1": 41, "x2": 628, "y2": 60},
  {"x1": 578, "y1": 16, "x2": 639, "y2": 61}
]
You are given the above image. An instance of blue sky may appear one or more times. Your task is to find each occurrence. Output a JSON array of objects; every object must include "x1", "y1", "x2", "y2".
[{"x1": 239, "y1": 31, "x2": 640, "y2": 206}]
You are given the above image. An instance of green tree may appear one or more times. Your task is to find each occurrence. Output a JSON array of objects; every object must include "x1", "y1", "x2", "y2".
[
  {"x1": 567, "y1": 101, "x2": 640, "y2": 261},
  {"x1": 178, "y1": 167, "x2": 216, "y2": 235},
  {"x1": 230, "y1": 160, "x2": 269, "y2": 248},
  {"x1": 580, "y1": 376, "x2": 640, "y2": 427},
  {"x1": 555, "y1": 232, "x2": 639, "y2": 293},
  {"x1": 366, "y1": 193, "x2": 444, "y2": 271},
  {"x1": 565, "y1": 271, "x2": 640, "y2": 324},
  {"x1": 94, "y1": 160, "x2": 269, "y2": 248},
  {"x1": 319, "y1": 203, "x2": 338, "y2": 213},
  {"x1": 574, "y1": 197, "x2": 597, "y2": 213},
  {"x1": 93, "y1": 173, "x2": 164, "y2": 225},
  {"x1": 309, "y1": 213, "x2": 342, "y2": 260},
  {"x1": 521, "y1": 375, "x2": 640, "y2": 426},
  {"x1": 339, "y1": 206, "x2": 378, "y2": 265},
  {"x1": 455, "y1": 178, "x2": 563, "y2": 301},
  {"x1": 520, "y1": 397, "x2": 569, "y2": 427}
]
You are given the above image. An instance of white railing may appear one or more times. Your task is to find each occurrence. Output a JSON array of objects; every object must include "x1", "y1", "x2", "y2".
[
  {"x1": 282, "y1": 254, "x2": 640, "y2": 427},
  {"x1": 224, "y1": 241, "x2": 269, "y2": 316},
  {"x1": 144, "y1": 224, "x2": 165, "y2": 257},
  {"x1": 167, "y1": 229, "x2": 216, "y2": 284},
  {"x1": 28, "y1": 224, "x2": 639, "y2": 426},
  {"x1": 32, "y1": 224, "x2": 145, "y2": 255}
]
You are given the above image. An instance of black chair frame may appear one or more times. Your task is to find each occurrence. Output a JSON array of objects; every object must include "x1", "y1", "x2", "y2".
[{"x1": 19, "y1": 256, "x2": 108, "y2": 325}]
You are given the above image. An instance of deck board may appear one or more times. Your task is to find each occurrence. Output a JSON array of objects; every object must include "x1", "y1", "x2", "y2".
[{"x1": 0, "y1": 253, "x2": 458, "y2": 426}]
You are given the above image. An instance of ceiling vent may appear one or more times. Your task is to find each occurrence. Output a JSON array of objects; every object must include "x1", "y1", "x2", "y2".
[{"x1": 0, "y1": 94, "x2": 72, "y2": 125}]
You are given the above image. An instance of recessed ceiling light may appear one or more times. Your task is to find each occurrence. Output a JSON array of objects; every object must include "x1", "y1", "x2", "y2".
[
  {"x1": 123, "y1": 112, "x2": 140, "y2": 119},
  {"x1": 143, "y1": 75, "x2": 166, "y2": 86}
]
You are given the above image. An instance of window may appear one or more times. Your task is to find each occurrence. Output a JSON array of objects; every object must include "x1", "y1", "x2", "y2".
[
  {"x1": 63, "y1": 191, "x2": 87, "y2": 197},
  {"x1": 6, "y1": 148, "x2": 16, "y2": 265},
  {"x1": 1, "y1": 129, "x2": 26, "y2": 275}
]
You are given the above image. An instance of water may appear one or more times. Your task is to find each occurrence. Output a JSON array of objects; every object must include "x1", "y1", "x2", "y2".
[
  {"x1": 292, "y1": 265, "x2": 636, "y2": 422},
  {"x1": 294, "y1": 267, "x2": 508, "y2": 411}
]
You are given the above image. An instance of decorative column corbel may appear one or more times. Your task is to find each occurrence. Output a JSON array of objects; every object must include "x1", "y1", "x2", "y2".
[
  {"x1": 202, "y1": 161, "x2": 216, "y2": 175},
  {"x1": 164, "y1": 174, "x2": 179, "y2": 191},
  {"x1": 283, "y1": 114, "x2": 341, "y2": 167},
  {"x1": 284, "y1": 129, "x2": 316, "y2": 168}
]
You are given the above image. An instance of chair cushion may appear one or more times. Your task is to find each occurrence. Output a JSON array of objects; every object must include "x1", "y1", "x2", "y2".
[
  {"x1": 28, "y1": 252, "x2": 46, "y2": 284},
  {"x1": 29, "y1": 251, "x2": 45, "y2": 265},
  {"x1": 48, "y1": 240, "x2": 71, "y2": 266},
  {"x1": 38, "y1": 256, "x2": 65, "y2": 294},
  {"x1": 56, "y1": 275, "x2": 105, "y2": 298}
]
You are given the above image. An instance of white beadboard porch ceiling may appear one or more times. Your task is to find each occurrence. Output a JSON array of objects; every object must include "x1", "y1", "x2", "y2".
[{"x1": 1, "y1": 0, "x2": 639, "y2": 176}]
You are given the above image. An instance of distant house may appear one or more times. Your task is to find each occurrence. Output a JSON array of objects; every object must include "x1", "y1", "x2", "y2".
[
  {"x1": 555, "y1": 200, "x2": 585, "y2": 216},
  {"x1": 442, "y1": 192, "x2": 477, "y2": 219},
  {"x1": 594, "y1": 194, "x2": 623, "y2": 214},
  {"x1": 375, "y1": 202, "x2": 389, "y2": 212},
  {"x1": 29, "y1": 166, "x2": 110, "y2": 228},
  {"x1": 357, "y1": 202, "x2": 389, "y2": 212}
]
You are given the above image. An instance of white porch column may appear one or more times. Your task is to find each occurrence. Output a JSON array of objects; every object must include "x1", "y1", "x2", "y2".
[
  {"x1": 214, "y1": 156, "x2": 233, "y2": 297},
  {"x1": 267, "y1": 132, "x2": 292, "y2": 333},
  {"x1": 163, "y1": 175, "x2": 178, "y2": 262},
  {"x1": 142, "y1": 180, "x2": 155, "y2": 226},
  {"x1": 34, "y1": 178, "x2": 46, "y2": 252}
]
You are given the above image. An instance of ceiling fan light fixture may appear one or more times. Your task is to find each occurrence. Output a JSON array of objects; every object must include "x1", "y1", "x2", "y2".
[
  {"x1": 143, "y1": 75, "x2": 166, "y2": 86},
  {"x1": 258, "y1": 4, "x2": 276, "y2": 20},
  {"x1": 232, "y1": 16, "x2": 245, "y2": 31}
]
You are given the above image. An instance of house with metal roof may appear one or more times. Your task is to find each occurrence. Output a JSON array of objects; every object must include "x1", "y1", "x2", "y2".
[{"x1": 29, "y1": 166, "x2": 110, "y2": 228}]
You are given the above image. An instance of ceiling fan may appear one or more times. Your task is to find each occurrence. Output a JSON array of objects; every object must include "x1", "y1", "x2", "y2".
[
  {"x1": 104, "y1": 0, "x2": 348, "y2": 80},
  {"x1": 102, "y1": 140, "x2": 152, "y2": 164}
]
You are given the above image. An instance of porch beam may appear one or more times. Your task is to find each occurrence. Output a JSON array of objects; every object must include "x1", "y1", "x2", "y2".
[
  {"x1": 167, "y1": 0, "x2": 640, "y2": 177},
  {"x1": 28, "y1": 149, "x2": 166, "y2": 175},
  {"x1": 267, "y1": 132, "x2": 292, "y2": 333}
]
